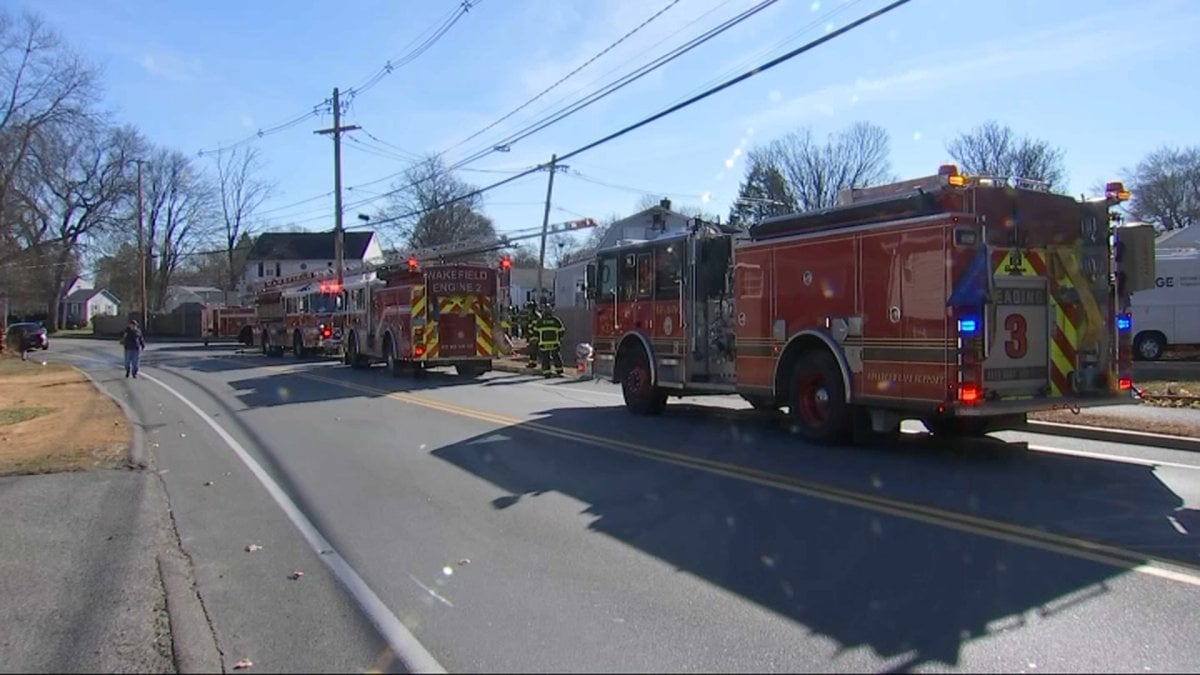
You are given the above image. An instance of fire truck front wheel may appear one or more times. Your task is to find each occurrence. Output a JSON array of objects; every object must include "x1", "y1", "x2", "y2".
[
  {"x1": 787, "y1": 350, "x2": 851, "y2": 444},
  {"x1": 619, "y1": 348, "x2": 667, "y2": 415}
]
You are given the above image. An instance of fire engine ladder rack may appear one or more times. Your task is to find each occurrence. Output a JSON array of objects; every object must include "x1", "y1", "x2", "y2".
[{"x1": 374, "y1": 218, "x2": 597, "y2": 273}]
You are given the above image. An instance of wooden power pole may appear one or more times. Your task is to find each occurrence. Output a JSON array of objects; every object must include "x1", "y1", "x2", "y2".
[
  {"x1": 314, "y1": 88, "x2": 360, "y2": 289},
  {"x1": 136, "y1": 159, "x2": 147, "y2": 329},
  {"x1": 536, "y1": 155, "x2": 568, "y2": 302}
]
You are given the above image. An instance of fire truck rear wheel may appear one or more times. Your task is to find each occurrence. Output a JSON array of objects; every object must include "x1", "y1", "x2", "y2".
[
  {"x1": 293, "y1": 332, "x2": 305, "y2": 359},
  {"x1": 385, "y1": 336, "x2": 401, "y2": 377},
  {"x1": 621, "y1": 348, "x2": 667, "y2": 415},
  {"x1": 787, "y1": 350, "x2": 851, "y2": 444}
]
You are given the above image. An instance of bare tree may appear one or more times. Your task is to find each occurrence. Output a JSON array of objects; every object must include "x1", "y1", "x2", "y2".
[
  {"x1": 1125, "y1": 146, "x2": 1200, "y2": 232},
  {"x1": 763, "y1": 121, "x2": 892, "y2": 211},
  {"x1": 21, "y1": 123, "x2": 138, "y2": 327},
  {"x1": 0, "y1": 9, "x2": 99, "y2": 263},
  {"x1": 378, "y1": 155, "x2": 497, "y2": 250},
  {"x1": 214, "y1": 146, "x2": 272, "y2": 289},
  {"x1": 946, "y1": 121, "x2": 1067, "y2": 189},
  {"x1": 141, "y1": 148, "x2": 216, "y2": 310}
]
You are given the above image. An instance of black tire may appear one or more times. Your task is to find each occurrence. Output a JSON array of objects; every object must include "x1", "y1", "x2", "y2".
[
  {"x1": 346, "y1": 334, "x2": 368, "y2": 369},
  {"x1": 385, "y1": 336, "x2": 402, "y2": 377},
  {"x1": 239, "y1": 326, "x2": 254, "y2": 346},
  {"x1": 787, "y1": 350, "x2": 851, "y2": 444},
  {"x1": 1134, "y1": 332, "x2": 1165, "y2": 361},
  {"x1": 620, "y1": 348, "x2": 667, "y2": 415},
  {"x1": 293, "y1": 332, "x2": 304, "y2": 359},
  {"x1": 261, "y1": 332, "x2": 270, "y2": 356}
]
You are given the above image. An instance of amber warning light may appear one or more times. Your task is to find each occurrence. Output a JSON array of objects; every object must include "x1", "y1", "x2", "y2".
[{"x1": 1105, "y1": 181, "x2": 1131, "y2": 202}]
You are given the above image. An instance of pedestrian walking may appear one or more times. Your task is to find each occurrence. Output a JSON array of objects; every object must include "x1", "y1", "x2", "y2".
[{"x1": 121, "y1": 319, "x2": 145, "y2": 378}]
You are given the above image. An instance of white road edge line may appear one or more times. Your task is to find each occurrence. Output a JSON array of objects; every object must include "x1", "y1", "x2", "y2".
[{"x1": 138, "y1": 371, "x2": 446, "y2": 675}]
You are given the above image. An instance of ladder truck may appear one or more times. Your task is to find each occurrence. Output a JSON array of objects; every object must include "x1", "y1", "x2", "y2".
[{"x1": 342, "y1": 219, "x2": 597, "y2": 376}]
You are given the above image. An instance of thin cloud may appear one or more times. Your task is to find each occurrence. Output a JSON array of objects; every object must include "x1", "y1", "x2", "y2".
[
  {"x1": 139, "y1": 51, "x2": 202, "y2": 82},
  {"x1": 743, "y1": 6, "x2": 1198, "y2": 132}
]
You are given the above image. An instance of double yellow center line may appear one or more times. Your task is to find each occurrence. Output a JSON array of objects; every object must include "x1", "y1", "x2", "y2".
[{"x1": 261, "y1": 362, "x2": 1200, "y2": 588}]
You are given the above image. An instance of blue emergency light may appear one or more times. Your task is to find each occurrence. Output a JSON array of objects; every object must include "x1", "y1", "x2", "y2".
[
  {"x1": 958, "y1": 316, "x2": 980, "y2": 334},
  {"x1": 1116, "y1": 314, "x2": 1132, "y2": 331}
]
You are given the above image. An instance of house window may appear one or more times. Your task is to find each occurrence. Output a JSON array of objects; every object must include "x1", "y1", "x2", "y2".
[
  {"x1": 258, "y1": 262, "x2": 264, "y2": 278},
  {"x1": 275, "y1": 262, "x2": 281, "y2": 276}
]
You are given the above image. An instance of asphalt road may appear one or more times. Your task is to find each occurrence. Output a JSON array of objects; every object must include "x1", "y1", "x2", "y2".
[{"x1": 50, "y1": 339, "x2": 1200, "y2": 673}]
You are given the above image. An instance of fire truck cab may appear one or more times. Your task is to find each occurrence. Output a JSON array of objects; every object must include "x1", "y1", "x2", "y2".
[
  {"x1": 588, "y1": 166, "x2": 1155, "y2": 443},
  {"x1": 255, "y1": 270, "x2": 348, "y2": 358}
]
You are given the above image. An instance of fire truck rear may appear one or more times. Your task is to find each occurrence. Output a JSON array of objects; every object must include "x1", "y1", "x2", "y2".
[
  {"x1": 588, "y1": 165, "x2": 1155, "y2": 443},
  {"x1": 344, "y1": 259, "x2": 501, "y2": 377}
]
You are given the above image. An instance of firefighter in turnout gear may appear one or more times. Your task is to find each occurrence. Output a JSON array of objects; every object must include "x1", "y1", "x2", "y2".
[
  {"x1": 534, "y1": 305, "x2": 566, "y2": 377},
  {"x1": 523, "y1": 301, "x2": 541, "y2": 368}
]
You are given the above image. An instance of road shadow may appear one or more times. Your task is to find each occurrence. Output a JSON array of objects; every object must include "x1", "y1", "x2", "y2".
[{"x1": 430, "y1": 403, "x2": 1198, "y2": 670}]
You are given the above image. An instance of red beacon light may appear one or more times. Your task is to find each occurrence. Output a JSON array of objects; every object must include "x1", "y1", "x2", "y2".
[
  {"x1": 1105, "y1": 181, "x2": 1131, "y2": 203},
  {"x1": 407, "y1": 256, "x2": 419, "y2": 271},
  {"x1": 499, "y1": 256, "x2": 512, "y2": 270}
]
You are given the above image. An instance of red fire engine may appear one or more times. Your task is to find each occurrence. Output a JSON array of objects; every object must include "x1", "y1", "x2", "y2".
[
  {"x1": 343, "y1": 257, "x2": 503, "y2": 377},
  {"x1": 201, "y1": 306, "x2": 257, "y2": 346},
  {"x1": 586, "y1": 165, "x2": 1156, "y2": 442},
  {"x1": 254, "y1": 268, "x2": 360, "y2": 357}
]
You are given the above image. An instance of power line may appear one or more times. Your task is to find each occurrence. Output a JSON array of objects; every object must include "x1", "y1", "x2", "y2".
[
  {"x1": 244, "y1": 0, "x2": 744, "y2": 227},
  {"x1": 195, "y1": 1, "x2": 479, "y2": 157},
  {"x1": 441, "y1": 0, "x2": 681, "y2": 155},
  {"x1": 444, "y1": 0, "x2": 782, "y2": 172},
  {"x1": 337, "y1": 0, "x2": 780, "y2": 224},
  {"x1": 350, "y1": 0, "x2": 913, "y2": 232}
]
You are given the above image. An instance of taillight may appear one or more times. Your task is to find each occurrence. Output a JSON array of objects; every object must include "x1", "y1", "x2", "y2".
[
  {"x1": 1119, "y1": 377, "x2": 1133, "y2": 390},
  {"x1": 958, "y1": 383, "x2": 982, "y2": 404},
  {"x1": 323, "y1": 327, "x2": 332, "y2": 338},
  {"x1": 414, "y1": 345, "x2": 426, "y2": 357}
]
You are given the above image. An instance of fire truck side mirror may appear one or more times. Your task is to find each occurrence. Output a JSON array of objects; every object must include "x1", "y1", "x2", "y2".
[{"x1": 584, "y1": 262, "x2": 598, "y2": 300}]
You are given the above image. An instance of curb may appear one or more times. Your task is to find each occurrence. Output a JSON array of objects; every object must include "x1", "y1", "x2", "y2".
[
  {"x1": 74, "y1": 365, "x2": 148, "y2": 469},
  {"x1": 492, "y1": 360, "x2": 589, "y2": 380},
  {"x1": 1024, "y1": 419, "x2": 1200, "y2": 453},
  {"x1": 157, "y1": 552, "x2": 223, "y2": 674}
]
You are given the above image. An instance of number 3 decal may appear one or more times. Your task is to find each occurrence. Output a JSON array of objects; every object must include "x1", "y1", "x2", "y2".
[{"x1": 1004, "y1": 313, "x2": 1028, "y2": 359}]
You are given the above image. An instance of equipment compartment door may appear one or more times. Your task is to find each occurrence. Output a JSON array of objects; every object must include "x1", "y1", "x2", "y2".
[
  {"x1": 984, "y1": 277, "x2": 1050, "y2": 397},
  {"x1": 438, "y1": 311, "x2": 477, "y2": 357}
]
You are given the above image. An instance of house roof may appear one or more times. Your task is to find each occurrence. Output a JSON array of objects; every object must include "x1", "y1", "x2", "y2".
[
  {"x1": 63, "y1": 288, "x2": 120, "y2": 305},
  {"x1": 247, "y1": 231, "x2": 375, "y2": 261}
]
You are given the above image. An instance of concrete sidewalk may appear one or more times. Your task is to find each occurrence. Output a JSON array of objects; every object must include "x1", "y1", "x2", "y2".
[{"x1": 0, "y1": 470, "x2": 176, "y2": 673}]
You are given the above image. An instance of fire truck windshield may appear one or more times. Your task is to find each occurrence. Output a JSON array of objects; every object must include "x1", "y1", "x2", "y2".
[{"x1": 307, "y1": 293, "x2": 338, "y2": 314}]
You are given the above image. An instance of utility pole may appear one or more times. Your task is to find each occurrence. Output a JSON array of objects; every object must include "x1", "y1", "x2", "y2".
[
  {"x1": 314, "y1": 88, "x2": 360, "y2": 289},
  {"x1": 135, "y1": 159, "x2": 147, "y2": 330},
  {"x1": 536, "y1": 154, "x2": 568, "y2": 301}
]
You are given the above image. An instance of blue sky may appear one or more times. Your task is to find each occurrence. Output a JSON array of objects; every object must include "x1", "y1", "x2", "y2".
[{"x1": 21, "y1": 0, "x2": 1200, "y2": 251}]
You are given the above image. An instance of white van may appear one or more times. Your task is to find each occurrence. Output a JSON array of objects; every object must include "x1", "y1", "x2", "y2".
[{"x1": 1129, "y1": 248, "x2": 1200, "y2": 360}]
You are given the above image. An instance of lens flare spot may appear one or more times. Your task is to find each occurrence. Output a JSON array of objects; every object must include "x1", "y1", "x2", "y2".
[
  {"x1": 912, "y1": 131, "x2": 922, "y2": 141},
  {"x1": 810, "y1": 1, "x2": 821, "y2": 10},
  {"x1": 442, "y1": 566, "x2": 454, "y2": 576}
]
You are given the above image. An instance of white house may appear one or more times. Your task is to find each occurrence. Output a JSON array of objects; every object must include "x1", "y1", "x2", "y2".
[
  {"x1": 239, "y1": 231, "x2": 385, "y2": 301},
  {"x1": 60, "y1": 288, "x2": 120, "y2": 326},
  {"x1": 554, "y1": 199, "x2": 706, "y2": 308}
]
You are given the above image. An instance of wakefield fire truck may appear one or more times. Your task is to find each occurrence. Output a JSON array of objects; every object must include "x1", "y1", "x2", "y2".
[
  {"x1": 342, "y1": 219, "x2": 597, "y2": 376},
  {"x1": 586, "y1": 166, "x2": 1156, "y2": 442},
  {"x1": 255, "y1": 267, "x2": 363, "y2": 357},
  {"x1": 342, "y1": 257, "x2": 503, "y2": 377}
]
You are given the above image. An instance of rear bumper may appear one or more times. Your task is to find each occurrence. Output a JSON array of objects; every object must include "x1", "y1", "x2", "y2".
[{"x1": 949, "y1": 394, "x2": 1140, "y2": 417}]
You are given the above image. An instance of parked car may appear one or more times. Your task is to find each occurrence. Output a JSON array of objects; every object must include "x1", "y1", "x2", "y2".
[{"x1": 4, "y1": 322, "x2": 49, "y2": 353}]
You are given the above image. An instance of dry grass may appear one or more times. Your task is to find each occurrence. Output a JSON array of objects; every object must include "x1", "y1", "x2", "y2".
[{"x1": 0, "y1": 354, "x2": 130, "y2": 476}]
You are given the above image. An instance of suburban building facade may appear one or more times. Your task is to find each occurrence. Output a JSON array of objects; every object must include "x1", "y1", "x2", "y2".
[{"x1": 238, "y1": 231, "x2": 385, "y2": 301}]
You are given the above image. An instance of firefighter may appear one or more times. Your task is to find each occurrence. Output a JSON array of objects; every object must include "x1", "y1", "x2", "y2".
[
  {"x1": 524, "y1": 301, "x2": 541, "y2": 369},
  {"x1": 534, "y1": 304, "x2": 565, "y2": 377}
]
